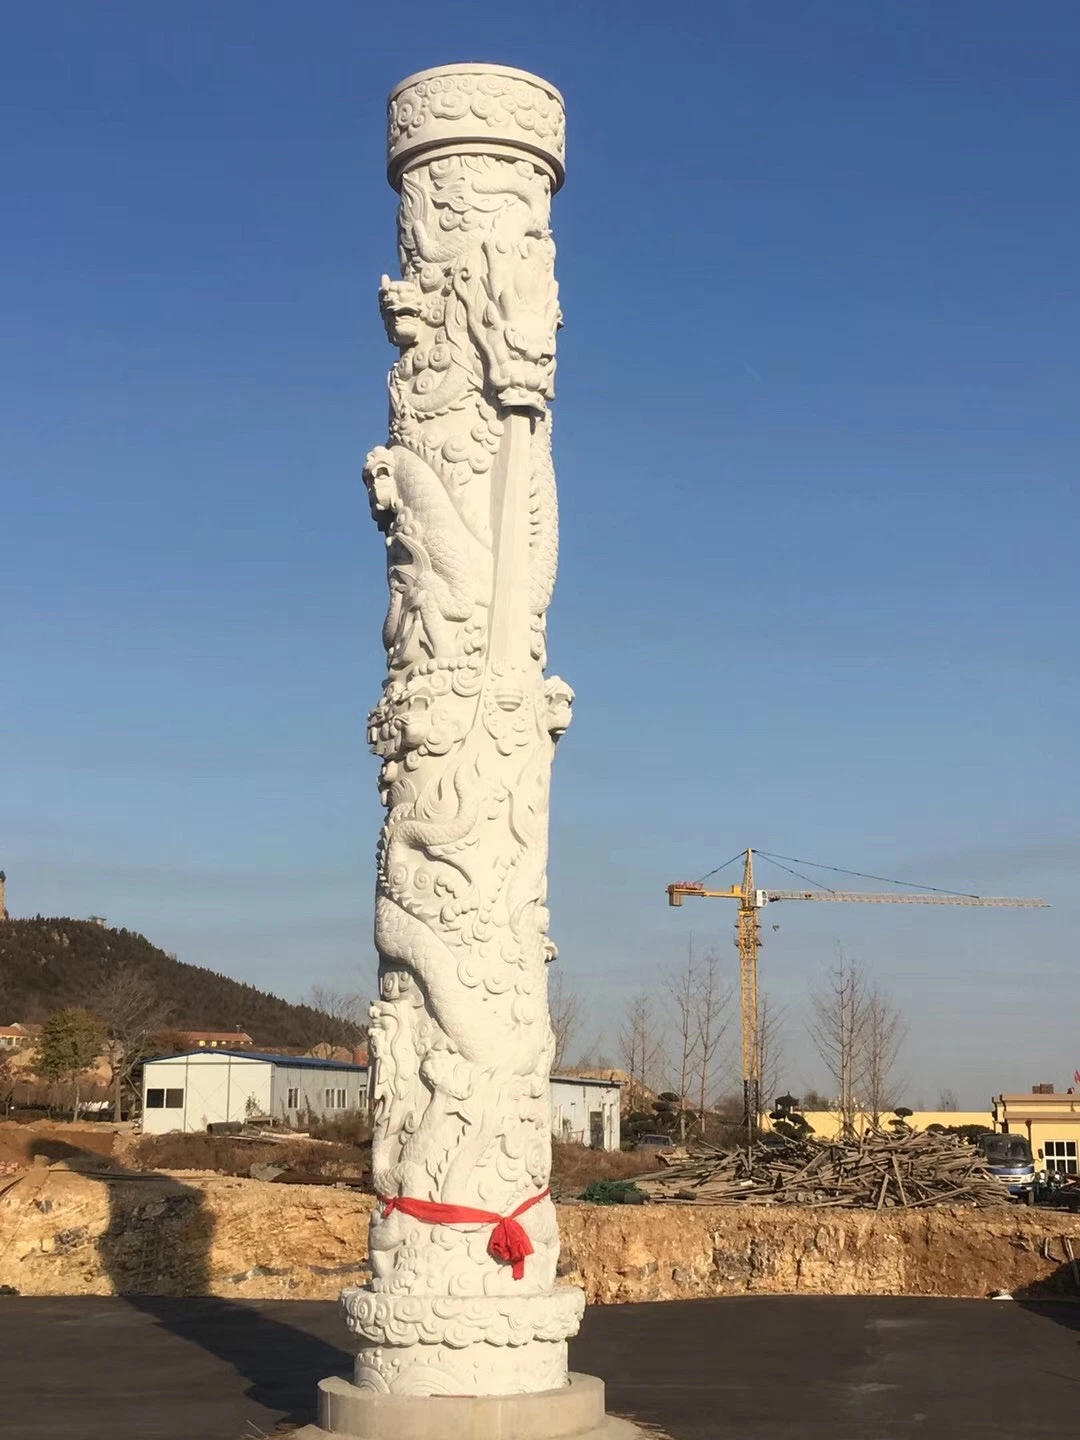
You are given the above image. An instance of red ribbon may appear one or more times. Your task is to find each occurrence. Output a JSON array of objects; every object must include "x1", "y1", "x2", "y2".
[{"x1": 378, "y1": 1188, "x2": 550, "y2": 1280}]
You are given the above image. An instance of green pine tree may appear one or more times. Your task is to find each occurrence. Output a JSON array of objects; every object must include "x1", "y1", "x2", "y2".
[{"x1": 37, "y1": 1008, "x2": 104, "y2": 1118}]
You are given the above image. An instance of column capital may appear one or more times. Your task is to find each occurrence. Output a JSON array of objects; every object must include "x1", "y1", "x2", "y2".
[{"x1": 387, "y1": 63, "x2": 565, "y2": 192}]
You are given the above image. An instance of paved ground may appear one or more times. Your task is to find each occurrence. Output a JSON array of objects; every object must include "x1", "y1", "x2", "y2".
[{"x1": 2, "y1": 1294, "x2": 1079, "y2": 1439}]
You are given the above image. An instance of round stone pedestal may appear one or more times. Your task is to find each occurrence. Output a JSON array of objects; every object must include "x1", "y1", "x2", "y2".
[
  {"x1": 291, "y1": 1372, "x2": 644, "y2": 1440},
  {"x1": 341, "y1": 1285, "x2": 585, "y2": 1396}
]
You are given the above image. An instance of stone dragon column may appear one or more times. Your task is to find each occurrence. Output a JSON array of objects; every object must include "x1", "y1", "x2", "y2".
[{"x1": 337, "y1": 63, "x2": 584, "y2": 1403}]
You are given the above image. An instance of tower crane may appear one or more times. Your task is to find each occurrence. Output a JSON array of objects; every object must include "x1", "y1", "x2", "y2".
[{"x1": 667, "y1": 848, "x2": 1049, "y2": 1131}]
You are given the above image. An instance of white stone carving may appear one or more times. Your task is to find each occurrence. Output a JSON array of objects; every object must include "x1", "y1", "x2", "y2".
[
  {"x1": 341, "y1": 1289, "x2": 585, "y2": 1348},
  {"x1": 350, "y1": 64, "x2": 581, "y2": 1398},
  {"x1": 387, "y1": 64, "x2": 565, "y2": 192}
]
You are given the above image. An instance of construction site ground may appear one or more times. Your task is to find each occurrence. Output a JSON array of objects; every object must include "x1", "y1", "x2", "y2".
[
  {"x1": 5, "y1": 1123, "x2": 1080, "y2": 1436},
  {"x1": 3, "y1": 1293, "x2": 1078, "y2": 1439},
  {"x1": 5, "y1": 1121, "x2": 1080, "y2": 1302}
]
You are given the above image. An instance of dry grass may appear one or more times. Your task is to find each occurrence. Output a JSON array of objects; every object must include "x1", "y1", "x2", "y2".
[
  {"x1": 129, "y1": 1132, "x2": 646, "y2": 1196},
  {"x1": 307, "y1": 1112, "x2": 372, "y2": 1145},
  {"x1": 551, "y1": 1142, "x2": 659, "y2": 1195}
]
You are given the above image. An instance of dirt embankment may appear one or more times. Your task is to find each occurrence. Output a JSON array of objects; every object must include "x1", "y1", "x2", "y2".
[
  {"x1": 557, "y1": 1203, "x2": 1080, "y2": 1302},
  {"x1": 0, "y1": 1170, "x2": 374, "y2": 1300},
  {"x1": 4, "y1": 1166, "x2": 1080, "y2": 1303}
]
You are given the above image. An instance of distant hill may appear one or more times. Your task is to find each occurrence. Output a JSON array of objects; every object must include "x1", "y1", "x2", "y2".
[{"x1": 0, "y1": 918, "x2": 363, "y2": 1050}]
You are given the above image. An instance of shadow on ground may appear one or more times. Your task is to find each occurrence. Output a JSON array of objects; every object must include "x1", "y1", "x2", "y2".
[
  {"x1": 1015, "y1": 1256, "x2": 1080, "y2": 1349},
  {"x1": 28, "y1": 1136, "x2": 350, "y2": 1426}
]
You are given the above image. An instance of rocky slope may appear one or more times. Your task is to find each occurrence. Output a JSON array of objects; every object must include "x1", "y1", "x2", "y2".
[{"x1": 3, "y1": 1165, "x2": 1080, "y2": 1304}]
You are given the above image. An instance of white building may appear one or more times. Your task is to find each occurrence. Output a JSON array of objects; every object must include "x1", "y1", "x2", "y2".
[
  {"x1": 140, "y1": 1049, "x2": 369, "y2": 1134},
  {"x1": 550, "y1": 1074, "x2": 621, "y2": 1150},
  {"x1": 142, "y1": 1050, "x2": 621, "y2": 1148}
]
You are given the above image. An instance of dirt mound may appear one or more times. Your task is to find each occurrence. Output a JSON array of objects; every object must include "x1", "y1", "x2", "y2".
[
  {"x1": 129, "y1": 1132, "x2": 369, "y2": 1184},
  {"x1": 0, "y1": 1120, "x2": 120, "y2": 1170}
]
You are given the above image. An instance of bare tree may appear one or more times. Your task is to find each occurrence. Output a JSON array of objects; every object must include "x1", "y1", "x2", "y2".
[
  {"x1": 664, "y1": 943, "x2": 701, "y2": 1137},
  {"x1": 89, "y1": 965, "x2": 174, "y2": 1122},
  {"x1": 618, "y1": 992, "x2": 664, "y2": 1109},
  {"x1": 307, "y1": 986, "x2": 369, "y2": 1050},
  {"x1": 808, "y1": 954, "x2": 908, "y2": 1135},
  {"x1": 572, "y1": 1043, "x2": 614, "y2": 1072},
  {"x1": 754, "y1": 992, "x2": 786, "y2": 1114},
  {"x1": 547, "y1": 967, "x2": 580, "y2": 1073},
  {"x1": 937, "y1": 1088, "x2": 959, "y2": 1113},
  {"x1": 808, "y1": 954, "x2": 868, "y2": 1138},
  {"x1": 692, "y1": 951, "x2": 731, "y2": 1123},
  {"x1": 862, "y1": 985, "x2": 907, "y2": 1124}
]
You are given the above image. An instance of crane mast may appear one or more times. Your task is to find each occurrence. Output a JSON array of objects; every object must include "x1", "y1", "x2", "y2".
[
  {"x1": 737, "y1": 848, "x2": 761, "y2": 1131},
  {"x1": 667, "y1": 848, "x2": 1048, "y2": 1139}
]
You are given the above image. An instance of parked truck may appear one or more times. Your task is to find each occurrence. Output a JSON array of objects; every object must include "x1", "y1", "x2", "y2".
[{"x1": 978, "y1": 1132, "x2": 1036, "y2": 1202}]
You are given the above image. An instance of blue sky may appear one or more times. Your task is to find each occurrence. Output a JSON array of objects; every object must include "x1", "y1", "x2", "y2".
[{"x1": 3, "y1": 2, "x2": 1077, "y2": 1106}]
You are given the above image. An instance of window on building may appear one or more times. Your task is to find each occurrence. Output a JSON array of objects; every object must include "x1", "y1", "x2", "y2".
[
  {"x1": 1044, "y1": 1140, "x2": 1078, "y2": 1174},
  {"x1": 164, "y1": 1089, "x2": 184, "y2": 1109},
  {"x1": 287, "y1": 1087, "x2": 299, "y2": 1110},
  {"x1": 146, "y1": 1089, "x2": 165, "y2": 1109},
  {"x1": 337, "y1": 1088, "x2": 347, "y2": 1109},
  {"x1": 324, "y1": 1088, "x2": 337, "y2": 1110}
]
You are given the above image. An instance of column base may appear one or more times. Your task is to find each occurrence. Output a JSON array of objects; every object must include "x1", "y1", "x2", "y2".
[{"x1": 291, "y1": 1371, "x2": 645, "y2": 1440}]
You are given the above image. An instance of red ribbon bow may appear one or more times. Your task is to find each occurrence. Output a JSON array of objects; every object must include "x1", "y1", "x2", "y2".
[{"x1": 378, "y1": 1188, "x2": 550, "y2": 1280}]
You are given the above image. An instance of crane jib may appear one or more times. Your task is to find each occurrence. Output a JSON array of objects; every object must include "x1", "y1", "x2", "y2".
[
  {"x1": 762, "y1": 891, "x2": 1049, "y2": 907},
  {"x1": 666, "y1": 884, "x2": 1048, "y2": 909}
]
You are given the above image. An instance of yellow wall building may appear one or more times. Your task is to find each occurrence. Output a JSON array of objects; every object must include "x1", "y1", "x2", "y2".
[
  {"x1": 771, "y1": 1110, "x2": 993, "y2": 1141},
  {"x1": 768, "y1": 1094, "x2": 1080, "y2": 1179},
  {"x1": 994, "y1": 1092, "x2": 1080, "y2": 1175}
]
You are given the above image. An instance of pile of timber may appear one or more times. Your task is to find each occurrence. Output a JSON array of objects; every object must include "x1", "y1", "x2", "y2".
[{"x1": 629, "y1": 1130, "x2": 1012, "y2": 1209}]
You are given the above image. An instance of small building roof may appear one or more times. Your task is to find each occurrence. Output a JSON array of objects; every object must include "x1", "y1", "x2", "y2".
[
  {"x1": 146, "y1": 1048, "x2": 367, "y2": 1073},
  {"x1": 176, "y1": 1030, "x2": 254, "y2": 1043},
  {"x1": 551, "y1": 1072, "x2": 622, "y2": 1089},
  {"x1": 997, "y1": 1092, "x2": 1080, "y2": 1102}
]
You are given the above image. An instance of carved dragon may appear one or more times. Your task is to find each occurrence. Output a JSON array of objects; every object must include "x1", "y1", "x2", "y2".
[{"x1": 363, "y1": 148, "x2": 573, "y2": 1309}]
